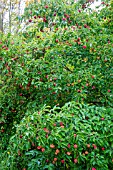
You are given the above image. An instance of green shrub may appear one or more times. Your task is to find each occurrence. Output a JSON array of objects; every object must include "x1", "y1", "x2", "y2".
[
  {"x1": 0, "y1": 1, "x2": 113, "y2": 169},
  {"x1": 3, "y1": 102, "x2": 113, "y2": 170}
]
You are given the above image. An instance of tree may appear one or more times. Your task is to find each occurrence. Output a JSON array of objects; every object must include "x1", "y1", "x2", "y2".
[{"x1": 0, "y1": 1, "x2": 4, "y2": 32}]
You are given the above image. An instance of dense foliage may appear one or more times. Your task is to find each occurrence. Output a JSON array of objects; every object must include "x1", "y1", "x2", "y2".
[
  {"x1": 0, "y1": 0, "x2": 113, "y2": 169},
  {"x1": 3, "y1": 102, "x2": 113, "y2": 170}
]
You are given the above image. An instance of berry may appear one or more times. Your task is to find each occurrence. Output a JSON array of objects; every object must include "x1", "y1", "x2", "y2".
[
  {"x1": 92, "y1": 168, "x2": 96, "y2": 170},
  {"x1": 83, "y1": 45, "x2": 87, "y2": 49},
  {"x1": 87, "y1": 144, "x2": 90, "y2": 148},
  {"x1": 54, "y1": 158, "x2": 57, "y2": 161},
  {"x1": 29, "y1": 19, "x2": 32, "y2": 22},
  {"x1": 41, "y1": 148, "x2": 45, "y2": 152},
  {"x1": 50, "y1": 144, "x2": 55, "y2": 148},
  {"x1": 61, "y1": 160, "x2": 65, "y2": 164},
  {"x1": 67, "y1": 144, "x2": 71, "y2": 148},
  {"x1": 102, "y1": 147, "x2": 105, "y2": 150},
  {"x1": 74, "y1": 159, "x2": 78, "y2": 163},
  {"x1": 74, "y1": 144, "x2": 78, "y2": 149}
]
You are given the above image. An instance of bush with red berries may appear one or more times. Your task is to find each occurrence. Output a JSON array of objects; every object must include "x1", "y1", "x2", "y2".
[
  {"x1": 0, "y1": 0, "x2": 113, "y2": 169},
  {"x1": 3, "y1": 102, "x2": 113, "y2": 170}
]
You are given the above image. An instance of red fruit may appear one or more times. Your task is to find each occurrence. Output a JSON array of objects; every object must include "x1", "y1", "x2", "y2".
[
  {"x1": 53, "y1": 83, "x2": 56, "y2": 86},
  {"x1": 74, "y1": 144, "x2": 78, "y2": 149},
  {"x1": 41, "y1": 148, "x2": 45, "y2": 152},
  {"x1": 60, "y1": 122, "x2": 63, "y2": 126},
  {"x1": 108, "y1": 40, "x2": 110, "y2": 44},
  {"x1": 1, "y1": 129, "x2": 5, "y2": 133},
  {"x1": 92, "y1": 86, "x2": 95, "y2": 89},
  {"x1": 20, "y1": 135, "x2": 23, "y2": 138},
  {"x1": 5, "y1": 47, "x2": 8, "y2": 50},
  {"x1": 19, "y1": 93, "x2": 23, "y2": 96},
  {"x1": 48, "y1": 88, "x2": 52, "y2": 91},
  {"x1": 67, "y1": 152, "x2": 71, "y2": 155},
  {"x1": 43, "y1": 17, "x2": 47, "y2": 22},
  {"x1": 84, "y1": 24, "x2": 87, "y2": 28},
  {"x1": 91, "y1": 75, "x2": 95, "y2": 79},
  {"x1": 87, "y1": 144, "x2": 90, "y2": 148},
  {"x1": 45, "y1": 5, "x2": 48, "y2": 8},
  {"x1": 78, "y1": 9, "x2": 81, "y2": 12},
  {"x1": 46, "y1": 159, "x2": 49, "y2": 162},
  {"x1": 101, "y1": 117, "x2": 104, "y2": 120},
  {"x1": 23, "y1": 168, "x2": 26, "y2": 170},
  {"x1": 29, "y1": 19, "x2": 32, "y2": 22},
  {"x1": 52, "y1": 92, "x2": 56, "y2": 94},
  {"x1": 85, "y1": 151, "x2": 88, "y2": 154},
  {"x1": 92, "y1": 168, "x2": 96, "y2": 170},
  {"x1": 54, "y1": 78, "x2": 57, "y2": 80},
  {"x1": 54, "y1": 158, "x2": 57, "y2": 161},
  {"x1": 66, "y1": 15, "x2": 70, "y2": 19},
  {"x1": 78, "y1": 41, "x2": 81, "y2": 45},
  {"x1": 62, "y1": 18, "x2": 66, "y2": 21},
  {"x1": 77, "y1": 37, "x2": 81, "y2": 41},
  {"x1": 74, "y1": 134, "x2": 77, "y2": 137},
  {"x1": 55, "y1": 149, "x2": 60, "y2": 155},
  {"x1": 50, "y1": 144, "x2": 55, "y2": 148},
  {"x1": 37, "y1": 146, "x2": 42, "y2": 150},
  {"x1": 77, "y1": 89, "x2": 81, "y2": 93},
  {"x1": 93, "y1": 145, "x2": 97, "y2": 149},
  {"x1": 61, "y1": 160, "x2": 65, "y2": 164},
  {"x1": 46, "y1": 134, "x2": 48, "y2": 138},
  {"x1": 19, "y1": 84, "x2": 23, "y2": 88},
  {"x1": 45, "y1": 75, "x2": 48, "y2": 78},
  {"x1": 34, "y1": 16, "x2": 37, "y2": 19},
  {"x1": 43, "y1": 128, "x2": 49, "y2": 133},
  {"x1": 108, "y1": 89, "x2": 111, "y2": 93},
  {"x1": 27, "y1": 82, "x2": 31, "y2": 87},
  {"x1": 53, "y1": 123, "x2": 56, "y2": 126},
  {"x1": 83, "y1": 45, "x2": 87, "y2": 49},
  {"x1": 67, "y1": 144, "x2": 71, "y2": 148},
  {"x1": 55, "y1": 39, "x2": 59, "y2": 43},
  {"x1": 74, "y1": 158, "x2": 78, "y2": 163},
  {"x1": 54, "y1": 13, "x2": 56, "y2": 16},
  {"x1": 102, "y1": 147, "x2": 105, "y2": 150}
]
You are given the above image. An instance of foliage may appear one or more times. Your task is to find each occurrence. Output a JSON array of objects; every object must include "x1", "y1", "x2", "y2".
[
  {"x1": 2, "y1": 102, "x2": 113, "y2": 170},
  {"x1": 0, "y1": 0, "x2": 113, "y2": 169}
]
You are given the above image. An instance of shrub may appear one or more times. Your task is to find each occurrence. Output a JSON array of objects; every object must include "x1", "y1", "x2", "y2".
[
  {"x1": 0, "y1": 1, "x2": 113, "y2": 169},
  {"x1": 3, "y1": 102, "x2": 113, "y2": 170}
]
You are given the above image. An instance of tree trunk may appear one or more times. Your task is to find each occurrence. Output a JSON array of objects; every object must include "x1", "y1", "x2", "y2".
[{"x1": 0, "y1": 13, "x2": 3, "y2": 32}]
